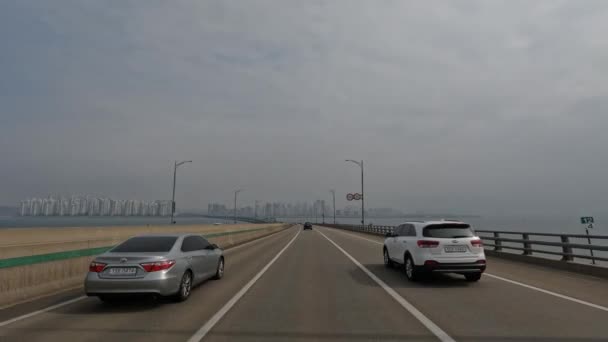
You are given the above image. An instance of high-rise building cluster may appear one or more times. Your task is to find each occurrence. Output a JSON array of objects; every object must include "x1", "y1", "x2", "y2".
[
  {"x1": 20, "y1": 196, "x2": 173, "y2": 217},
  {"x1": 207, "y1": 200, "x2": 403, "y2": 219},
  {"x1": 208, "y1": 200, "x2": 331, "y2": 218}
]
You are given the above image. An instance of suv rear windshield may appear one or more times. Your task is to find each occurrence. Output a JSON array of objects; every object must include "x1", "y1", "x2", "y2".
[
  {"x1": 422, "y1": 224, "x2": 474, "y2": 238},
  {"x1": 111, "y1": 236, "x2": 178, "y2": 253}
]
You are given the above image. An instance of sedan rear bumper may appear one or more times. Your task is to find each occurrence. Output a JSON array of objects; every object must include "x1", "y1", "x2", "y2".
[{"x1": 84, "y1": 272, "x2": 181, "y2": 296}]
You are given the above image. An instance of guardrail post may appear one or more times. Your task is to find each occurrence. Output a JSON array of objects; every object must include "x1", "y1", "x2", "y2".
[
  {"x1": 522, "y1": 233, "x2": 532, "y2": 255},
  {"x1": 493, "y1": 232, "x2": 502, "y2": 251},
  {"x1": 561, "y1": 236, "x2": 574, "y2": 261}
]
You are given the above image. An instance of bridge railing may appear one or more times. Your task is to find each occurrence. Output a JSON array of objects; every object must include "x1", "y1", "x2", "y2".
[
  {"x1": 320, "y1": 224, "x2": 608, "y2": 264},
  {"x1": 475, "y1": 230, "x2": 608, "y2": 263}
]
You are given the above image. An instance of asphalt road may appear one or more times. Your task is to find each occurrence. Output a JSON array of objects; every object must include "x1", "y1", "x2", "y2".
[{"x1": 1, "y1": 225, "x2": 607, "y2": 342}]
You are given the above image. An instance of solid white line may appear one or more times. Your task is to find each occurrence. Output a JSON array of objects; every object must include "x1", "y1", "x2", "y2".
[
  {"x1": 187, "y1": 229, "x2": 301, "y2": 342},
  {"x1": 0, "y1": 296, "x2": 86, "y2": 327},
  {"x1": 224, "y1": 225, "x2": 296, "y2": 253},
  {"x1": 320, "y1": 227, "x2": 608, "y2": 313},
  {"x1": 484, "y1": 273, "x2": 608, "y2": 312},
  {"x1": 316, "y1": 229, "x2": 455, "y2": 342}
]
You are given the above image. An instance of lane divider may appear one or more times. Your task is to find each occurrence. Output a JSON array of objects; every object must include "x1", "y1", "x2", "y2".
[
  {"x1": 484, "y1": 273, "x2": 608, "y2": 312},
  {"x1": 0, "y1": 296, "x2": 87, "y2": 328},
  {"x1": 321, "y1": 227, "x2": 608, "y2": 313},
  {"x1": 187, "y1": 228, "x2": 301, "y2": 342},
  {"x1": 0, "y1": 226, "x2": 297, "y2": 327},
  {"x1": 316, "y1": 229, "x2": 455, "y2": 342}
]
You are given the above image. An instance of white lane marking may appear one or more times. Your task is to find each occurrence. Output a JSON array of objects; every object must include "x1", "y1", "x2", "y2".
[
  {"x1": 224, "y1": 225, "x2": 296, "y2": 253},
  {"x1": 316, "y1": 230, "x2": 455, "y2": 342},
  {"x1": 320, "y1": 227, "x2": 608, "y2": 313},
  {"x1": 0, "y1": 296, "x2": 86, "y2": 327},
  {"x1": 0, "y1": 226, "x2": 297, "y2": 327},
  {"x1": 484, "y1": 274, "x2": 608, "y2": 312},
  {"x1": 188, "y1": 229, "x2": 301, "y2": 342}
]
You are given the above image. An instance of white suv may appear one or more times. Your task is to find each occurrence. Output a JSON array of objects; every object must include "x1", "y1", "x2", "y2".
[{"x1": 383, "y1": 221, "x2": 486, "y2": 282}]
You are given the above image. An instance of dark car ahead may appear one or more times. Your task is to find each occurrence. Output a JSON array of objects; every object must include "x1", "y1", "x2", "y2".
[{"x1": 303, "y1": 222, "x2": 313, "y2": 230}]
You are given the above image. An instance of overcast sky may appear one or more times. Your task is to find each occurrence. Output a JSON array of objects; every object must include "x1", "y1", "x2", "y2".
[{"x1": 2, "y1": 0, "x2": 608, "y2": 217}]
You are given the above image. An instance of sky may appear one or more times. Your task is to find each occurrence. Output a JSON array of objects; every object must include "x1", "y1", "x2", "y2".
[{"x1": 2, "y1": 0, "x2": 608, "y2": 217}]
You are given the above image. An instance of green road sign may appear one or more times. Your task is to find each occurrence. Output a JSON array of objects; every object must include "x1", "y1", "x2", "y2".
[{"x1": 580, "y1": 216, "x2": 594, "y2": 224}]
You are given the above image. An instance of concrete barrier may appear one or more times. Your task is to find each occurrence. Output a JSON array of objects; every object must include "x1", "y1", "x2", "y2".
[{"x1": 0, "y1": 223, "x2": 290, "y2": 308}]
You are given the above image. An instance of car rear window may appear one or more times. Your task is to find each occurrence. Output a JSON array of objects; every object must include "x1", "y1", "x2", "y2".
[
  {"x1": 111, "y1": 236, "x2": 178, "y2": 252},
  {"x1": 422, "y1": 224, "x2": 474, "y2": 238}
]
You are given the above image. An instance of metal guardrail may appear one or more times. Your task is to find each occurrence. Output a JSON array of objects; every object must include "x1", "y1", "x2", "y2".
[
  {"x1": 475, "y1": 230, "x2": 608, "y2": 263},
  {"x1": 320, "y1": 224, "x2": 608, "y2": 264}
]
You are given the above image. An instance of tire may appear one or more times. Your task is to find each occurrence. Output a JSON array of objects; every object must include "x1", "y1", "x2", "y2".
[
  {"x1": 404, "y1": 255, "x2": 420, "y2": 282},
  {"x1": 383, "y1": 248, "x2": 394, "y2": 268},
  {"x1": 465, "y1": 273, "x2": 482, "y2": 282},
  {"x1": 212, "y1": 257, "x2": 225, "y2": 280},
  {"x1": 98, "y1": 295, "x2": 118, "y2": 304},
  {"x1": 174, "y1": 271, "x2": 193, "y2": 302}
]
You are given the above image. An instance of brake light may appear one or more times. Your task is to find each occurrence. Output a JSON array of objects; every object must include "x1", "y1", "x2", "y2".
[
  {"x1": 417, "y1": 240, "x2": 439, "y2": 248},
  {"x1": 89, "y1": 262, "x2": 107, "y2": 273},
  {"x1": 424, "y1": 260, "x2": 438, "y2": 266},
  {"x1": 140, "y1": 260, "x2": 176, "y2": 272},
  {"x1": 471, "y1": 239, "x2": 483, "y2": 247}
]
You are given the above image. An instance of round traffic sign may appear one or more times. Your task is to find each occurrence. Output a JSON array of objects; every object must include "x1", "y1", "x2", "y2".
[
  {"x1": 346, "y1": 193, "x2": 354, "y2": 201},
  {"x1": 353, "y1": 193, "x2": 362, "y2": 201}
]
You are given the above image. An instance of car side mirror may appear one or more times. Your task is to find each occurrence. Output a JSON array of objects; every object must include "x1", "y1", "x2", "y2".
[{"x1": 385, "y1": 232, "x2": 394, "y2": 238}]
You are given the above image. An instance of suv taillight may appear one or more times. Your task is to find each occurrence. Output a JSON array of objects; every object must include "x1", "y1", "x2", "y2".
[
  {"x1": 140, "y1": 260, "x2": 176, "y2": 272},
  {"x1": 471, "y1": 239, "x2": 483, "y2": 247},
  {"x1": 417, "y1": 240, "x2": 439, "y2": 248},
  {"x1": 89, "y1": 262, "x2": 107, "y2": 273}
]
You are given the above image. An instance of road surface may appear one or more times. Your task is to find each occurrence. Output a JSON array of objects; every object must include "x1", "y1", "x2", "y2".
[{"x1": 1, "y1": 225, "x2": 607, "y2": 341}]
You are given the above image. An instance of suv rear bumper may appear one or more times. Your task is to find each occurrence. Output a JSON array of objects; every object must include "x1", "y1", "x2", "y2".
[{"x1": 419, "y1": 262, "x2": 486, "y2": 274}]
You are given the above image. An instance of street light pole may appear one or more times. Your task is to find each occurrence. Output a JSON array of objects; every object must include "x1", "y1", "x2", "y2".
[
  {"x1": 330, "y1": 189, "x2": 336, "y2": 224},
  {"x1": 345, "y1": 159, "x2": 364, "y2": 227},
  {"x1": 233, "y1": 189, "x2": 243, "y2": 224},
  {"x1": 171, "y1": 160, "x2": 192, "y2": 224}
]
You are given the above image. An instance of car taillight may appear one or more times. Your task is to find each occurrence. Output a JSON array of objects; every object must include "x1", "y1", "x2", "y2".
[
  {"x1": 417, "y1": 240, "x2": 439, "y2": 248},
  {"x1": 89, "y1": 262, "x2": 107, "y2": 273},
  {"x1": 424, "y1": 260, "x2": 438, "y2": 267},
  {"x1": 140, "y1": 260, "x2": 176, "y2": 272},
  {"x1": 471, "y1": 239, "x2": 483, "y2": 247},
  {"x1": 476, "y1": 259, "x2": 486, "y2": 264}
]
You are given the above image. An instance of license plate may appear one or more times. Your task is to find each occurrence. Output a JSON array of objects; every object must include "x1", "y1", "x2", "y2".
[
  {"x1": 108, "y1": 267, "x2": 138, "y2": 275},
  {"x1": 444, "y1": 246, "x2": 467, "y2": 253}
]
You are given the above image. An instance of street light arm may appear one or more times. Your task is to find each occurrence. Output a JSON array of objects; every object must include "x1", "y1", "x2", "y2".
[
  {"x1": 176, "y1": 160, "x2": 193, "y2": 167},
  {"x1": 345, "y1": 159, "x2": 362, "y2": 167}
]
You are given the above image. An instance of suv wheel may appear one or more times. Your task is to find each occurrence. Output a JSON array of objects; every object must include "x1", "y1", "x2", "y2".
[
  {"x1": 465, "y1": 273, "x2": 482, "y2": 282},
  {"x1": 404, "y1": 255, "x2": 420, "y2": 282},
  {"x1": 383, "y1": 248, "x2": 394, "y2": 268}
]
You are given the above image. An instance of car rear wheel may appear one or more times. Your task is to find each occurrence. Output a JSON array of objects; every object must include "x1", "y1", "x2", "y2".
[
  {"x1": 212, "y1": 257, "x2": 224, "y2": 280},
  {"x1": 98, "y1": 295, "x2": 118, "y2": 304},
  {"x1": 383, "y1": 248, "x2": 394, "y2": 268},
  {"x1": 404, "y1": 255, "x2": 420, "y2": 282},
  {"x1": 465, "y1": 273, "x2": 482, "y2": 282},
  {"x1": 174, "y1": 271, "x2": 192, "y2": 302}
]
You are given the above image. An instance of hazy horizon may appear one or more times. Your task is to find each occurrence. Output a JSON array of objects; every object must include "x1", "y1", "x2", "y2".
[{"x1": 2, "y1": 1, "x2": 608, "y2": 219}]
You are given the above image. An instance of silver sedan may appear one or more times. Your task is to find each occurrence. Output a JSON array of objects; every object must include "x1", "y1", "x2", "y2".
[{"x1": 84, "y1": 233, "x2": 224, "y2": 302}]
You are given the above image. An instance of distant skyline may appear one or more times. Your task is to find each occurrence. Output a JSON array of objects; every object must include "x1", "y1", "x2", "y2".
[{"x1": 2, "y1": 1, "x2": 608, "y2": 218}]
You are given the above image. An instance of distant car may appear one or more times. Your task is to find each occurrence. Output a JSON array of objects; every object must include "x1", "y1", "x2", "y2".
[
  {"x1": 303, "y1": 222, "x2": 313, "y2": 230},
  {"x1": 383, "y1": 221, "x2": 486, "y2": 282},
  {"x1": 85, "y1": 234, "x2": 224, "y2": 303}
]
